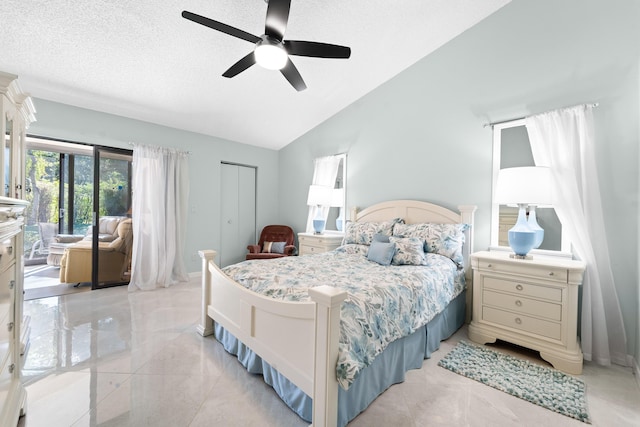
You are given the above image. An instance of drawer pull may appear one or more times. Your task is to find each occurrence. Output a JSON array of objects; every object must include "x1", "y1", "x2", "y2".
[
  {"x1": 6, "y1": 246, "x2": 12, "y2": 255},
  {"x1": 515, "y1": 284, "x2": 523, "y2": 291},
  {"x1": 515, "y1": 300, "x2": 522, "y2": 307},
  {"x1": 9, "y1": 280, "x2": 14, "y2": 289},
  {"x1": 515, "y1": 317, "x2": 522, "y2": 325},
  {"x1": 548, "y1": 271, "x2": 554, "y2": 276},
  {"x1": 8, "y1": 321, "x2": 14, "y2": 332},
  {"x1": 487, "y1": 263, "x2": 492, "y2": 268}
]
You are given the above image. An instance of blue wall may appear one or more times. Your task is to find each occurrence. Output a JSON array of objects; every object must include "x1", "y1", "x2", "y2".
[
  {"x1": 28, "y1": 99, "x2": 281, "y2": 273},
  {"x1": 279, "y1": 0, "x2": 640, "y2": 361}
]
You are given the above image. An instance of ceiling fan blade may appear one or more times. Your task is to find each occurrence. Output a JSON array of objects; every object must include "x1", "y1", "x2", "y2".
[
  {"x1": 264, "y1": 0, "x2": 291, "y2": 40},
  {"x1": 182, "y1": 11, "x2": 260, "y2": 44},
  {"x1": 222, "y1": 52, "x2": 256, "y2": 78},
  {"x1": 280, "y1": 59, "x2": 307, "y2": 91},
  {"x1": 285, "y1": 40, "x2": 351, "y2": 59}
]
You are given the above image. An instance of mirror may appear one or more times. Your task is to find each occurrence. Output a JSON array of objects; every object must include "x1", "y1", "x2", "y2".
[
  {"x1": 492, "y1": 122, "x2": 567, "y2": 253},
  {"x1": 325, "y1": 154, "x2": 346, "y2": 232}
]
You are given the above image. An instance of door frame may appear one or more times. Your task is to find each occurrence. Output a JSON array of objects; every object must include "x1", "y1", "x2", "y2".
[
  {"x1": 91, "y1": 145, "x2": 133, "y2": 290},
  {"x1": 220, "y1": 161, "x2": 257, "y2": 267}
]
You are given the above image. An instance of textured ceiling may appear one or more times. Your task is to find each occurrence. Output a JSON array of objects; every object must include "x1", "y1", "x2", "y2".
[{"x1": 0, "y1": 0, "x2": 510, "y2": 150}]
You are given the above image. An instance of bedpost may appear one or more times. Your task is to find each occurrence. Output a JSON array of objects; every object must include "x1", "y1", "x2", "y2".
[
  {"x1": 457, "y1": 205, "x2": 477, "y2": 324},
  {"x1": 197, "y1": 250, "x2": 216, "y2": 336},
  {"x1": 349, "y1": 206, "x2": 358, "y2": 224},
  {"x1": 308, "y1": 285, "x2": 348, "y2": 427}
]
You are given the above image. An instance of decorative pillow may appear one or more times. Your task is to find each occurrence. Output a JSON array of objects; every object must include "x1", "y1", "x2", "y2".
[
  {"x1": 262, "y1": 241, "x2": 286, "y2": 254},
  {"x1": 393, "y1": 223, "x2": 468, "y2": 267},
  {"x1": 366, "y1": 240, "x2": 396, "y2": 266},
  {"x1": 372, "y1": 233, "x2": 390, "y2": 243},
  {"x1": 55, "y1": 234, "x2": 84, "y2": 243},
  {"x1": 342, "y1": 218, "x2": 404, "y2": 246},
  {"x1": 389, "y1": 236, "x2": 427, "y2": 266},
  {"x1": 82, "y1": 233, "x2": 117, "y2": 242}
]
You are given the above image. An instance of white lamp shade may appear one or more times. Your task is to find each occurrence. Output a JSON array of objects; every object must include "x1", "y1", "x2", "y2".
[
  {"x1": 495, "y1": 166, "x2": 553, "y2": 206},
  {"x1": 330, "y1": 188, "x2": 344, "y2": 207},
  {"x1": 307, "y1": 185, "x2": 332, "y2": 206}
]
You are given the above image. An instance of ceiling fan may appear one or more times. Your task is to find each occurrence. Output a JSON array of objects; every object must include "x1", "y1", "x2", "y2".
[{"x1": 182, "y1": 0, "x2": 351, "y2": 91}]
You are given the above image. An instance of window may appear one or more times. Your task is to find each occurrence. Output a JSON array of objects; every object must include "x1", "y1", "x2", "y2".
[
  {"x1": 306, "y1": 154, "x2": 346, "y2": 233},
  {"x1": 491, "y1": 121, "x2": 571, "y2": 256}
]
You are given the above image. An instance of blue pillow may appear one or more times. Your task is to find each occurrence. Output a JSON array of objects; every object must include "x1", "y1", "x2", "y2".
[
  {"x1": 372, "y1": 233, "x2": 390, "y2": 243},
  {"x1": 367, "y1": 240, "x2": 396, "y2": 266},
  {"x1": 263, "y1": 241, "x2": 286, "y2": 254}
]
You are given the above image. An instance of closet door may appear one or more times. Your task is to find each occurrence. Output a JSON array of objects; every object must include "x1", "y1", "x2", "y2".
[{"x1": 220, "y1": 163, "x2": 256, "y2": 267}]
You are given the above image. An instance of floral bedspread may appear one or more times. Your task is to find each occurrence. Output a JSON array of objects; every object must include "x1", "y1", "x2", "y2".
[{"x1": 221, "y1": 245, "x2": 465, "y2": 390}]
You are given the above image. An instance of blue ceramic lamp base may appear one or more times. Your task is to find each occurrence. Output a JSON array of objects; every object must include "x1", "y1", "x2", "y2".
[
  {"x1": 313, "y1": 219, "x2": 326, "y2": 235},
  {"x1": 508, "y1": 204, "x2": 536, "y2": 259},
  {"x1": 527, "y1": 205, "x2": 545, "y2": 249}
]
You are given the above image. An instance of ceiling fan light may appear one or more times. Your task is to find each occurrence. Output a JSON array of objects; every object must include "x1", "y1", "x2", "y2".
[{"x1": 255, "y1": 40, "x2": 288, "y2": 70}]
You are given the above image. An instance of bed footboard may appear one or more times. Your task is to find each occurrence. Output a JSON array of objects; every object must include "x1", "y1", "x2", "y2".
[{"x1": 198, "y1": 250, "x2": 347, "y2": 427}]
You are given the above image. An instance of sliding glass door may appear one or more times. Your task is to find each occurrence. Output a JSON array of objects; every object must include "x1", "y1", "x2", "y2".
[
  {"x1": 24, "y1": 137, "x2": 132, "y2": 292},
  {"x1": 25, "y1": 139, "x2": 95, "y2": 263}
]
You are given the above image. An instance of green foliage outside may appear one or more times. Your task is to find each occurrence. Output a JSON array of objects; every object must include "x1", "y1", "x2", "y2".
[{"x1": 24, "y1": 149, "x2": 131, "y2": 255}]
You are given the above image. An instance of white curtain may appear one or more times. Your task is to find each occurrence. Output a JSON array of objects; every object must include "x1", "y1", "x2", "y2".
[
  {"x1": 525, "y1": 105, "x2": 627, "y2": 365},
  {"x1": 129, "y1": 144, "x2": 190, "y2": 291},
  {"x1": 306, "y1": 155, "x2": 341, "y2": 232}
]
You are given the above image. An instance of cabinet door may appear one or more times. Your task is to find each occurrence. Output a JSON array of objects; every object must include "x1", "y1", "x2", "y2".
[{"x1": 220, "y1": 163, "x2": 256, "y2": 267}]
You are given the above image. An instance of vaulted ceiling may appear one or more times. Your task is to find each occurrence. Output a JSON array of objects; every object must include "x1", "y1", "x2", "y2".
[{"x1": 1, "y1": 0, "x2": 510, "y2": 150}]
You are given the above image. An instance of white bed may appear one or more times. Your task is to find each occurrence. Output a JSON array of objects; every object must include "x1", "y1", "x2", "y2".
[{"x1": 198, "y1": 200, "x2": 476, "y2": 426}]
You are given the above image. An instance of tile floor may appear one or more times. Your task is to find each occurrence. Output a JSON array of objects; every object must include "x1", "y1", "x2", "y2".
[{"x1": 18, "y1": 277, "x2": 640, "y2": 427}]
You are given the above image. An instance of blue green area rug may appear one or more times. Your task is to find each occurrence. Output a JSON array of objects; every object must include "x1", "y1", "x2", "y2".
[{"x1": 438, "y1": 340, "x2": 590, "y2": 423}]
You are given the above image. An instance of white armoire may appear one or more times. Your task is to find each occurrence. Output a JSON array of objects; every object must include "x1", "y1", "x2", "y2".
[{"x1": 0, "y1": 71, "x2": 36, "y2": 426}]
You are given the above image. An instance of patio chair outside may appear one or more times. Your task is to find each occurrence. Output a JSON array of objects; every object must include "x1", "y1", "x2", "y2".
[{"x1": 29, "y1": 222, "x2": 58, "y2": 259}]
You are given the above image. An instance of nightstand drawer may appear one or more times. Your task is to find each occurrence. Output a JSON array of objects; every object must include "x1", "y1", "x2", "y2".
[
  {"x1": 483, "y1": 290, "x2": 562, "y2": 321},
  {"x1": 298, "y1": 235, "x2": 341, "y2": 246},
  {"x1": 300, "y1": 244, "x2": 324, "y2": 255},
  {"x1": 483, "y1": 306, "x2": 561, "y2": 340},
  {"x1": 298, "y1": 232, "x2": 343, "y2": 255},
  {"x1": 483, "y1": 277, "x2": 562, "y2": 302},
  {"x1": 478, "y1": 260, "x2": 567, "y2": 283}
]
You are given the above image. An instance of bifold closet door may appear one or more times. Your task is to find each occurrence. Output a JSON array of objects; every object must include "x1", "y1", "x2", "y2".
[{"x1": 220, "y1": 163, "x2": 256, "y2": 267}]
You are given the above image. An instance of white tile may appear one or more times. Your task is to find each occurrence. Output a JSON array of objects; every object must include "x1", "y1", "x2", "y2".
[{"x1": 19, "y1": 279, "x2": 640, "y2": 427}]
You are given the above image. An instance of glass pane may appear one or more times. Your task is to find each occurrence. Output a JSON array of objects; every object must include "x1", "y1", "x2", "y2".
[
  {"x1": 496, "y1": 125, "x2": 563, "y2": 252},
  {"x1": 72, "y1": 154, "x2": 94, "y2": 236},
  {"x1": 94, "y1": 148, "x2": 133, "y2": 289},
  {"x1": 24, "y1": 149, "x2": 61, "y2": 262}
]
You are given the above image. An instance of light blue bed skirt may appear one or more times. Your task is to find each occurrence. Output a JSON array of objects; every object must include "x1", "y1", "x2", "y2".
[{"x1": 214, "y1": 290, "x2": 466, "y2": 427}]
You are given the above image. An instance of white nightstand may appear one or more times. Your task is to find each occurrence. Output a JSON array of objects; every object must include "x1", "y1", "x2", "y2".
[
  {"x1": 298, "y1": 232, "x2": 344, "y2": 255},
  {"x1": 468, "y1": 250, "x2": 586, "y2": 374}
]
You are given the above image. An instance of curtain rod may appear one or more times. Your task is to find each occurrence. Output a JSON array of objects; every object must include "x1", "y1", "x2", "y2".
[
  {"x1": 128, "y1": 142, "x2": 192, "y2": 154},
  {"x1": 483, "y1": 102, "x2": 599, "y2": 128}
]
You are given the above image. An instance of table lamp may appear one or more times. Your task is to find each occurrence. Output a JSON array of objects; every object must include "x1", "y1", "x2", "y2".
[
  {"x1": 307, "y1": 185, "x2": 332, "y2": 234},
  {"x1": 495, "y1": 166, "x2": 552, "y2": 258},
  {"x1": 330, "y1": 188, "x2": 345, "y2": 231}
]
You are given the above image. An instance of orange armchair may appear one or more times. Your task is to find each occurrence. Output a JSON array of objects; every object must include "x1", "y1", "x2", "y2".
[{"x1": 247, "y1": 225, "x2": 296, "y2": 260}]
